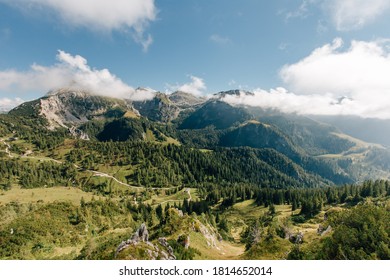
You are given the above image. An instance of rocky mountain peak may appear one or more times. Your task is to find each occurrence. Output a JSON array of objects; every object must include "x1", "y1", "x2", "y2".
[
  {"x1": 214, "y1": 89, "x2": 254, "y2": 99},
  {"x1": 169, "y1": 91, "x2": 207, "y2": 108},
  {"x1": 45, "y1": 88, "x2": 92, "y2": 98},
  {"x1": 10, "y1": 88, "x2": 136, "y2": 130}
]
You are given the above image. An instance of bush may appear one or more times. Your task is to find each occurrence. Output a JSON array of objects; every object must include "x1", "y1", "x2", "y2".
[
  {"x1": 317, "y1": 205, "x2": 390, "y2": 260},
  {"x1": 291, "y1": 215, "x2": 306, "y2": 223}
]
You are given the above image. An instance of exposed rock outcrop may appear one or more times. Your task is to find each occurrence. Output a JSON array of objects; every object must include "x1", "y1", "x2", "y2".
[
  {"x1": 115, "y1": 224, "x2": 176, "y2": 260},
  {"x1": 288, "y1": 232, "x2": 304, "y2": 244},
  {"x1": 317, "y1": 225, "x2": 332, "y2": 236},
  {"x1": 169, "y1": 91, "x2": 206, "y2": 109}
]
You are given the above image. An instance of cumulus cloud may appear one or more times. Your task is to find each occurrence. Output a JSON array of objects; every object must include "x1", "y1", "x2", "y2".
[
  {"x1": 168, "y1": 76, "x2": 207, "y2": 96},
  {"x1": 325, "y1": 0, "x2": 390, "y2": 31},
  {"x1": 224, "y1": 38, "x2": 390, "y2": 119},
  {"x1": 0, "y1": 50, "x2": 154, "y2": 101},
  {"x1": 280, "y1": 38, "x2": 390, "y2": 97},
  {"x1": 0, "y1": 0, "x2": 157, "y2": 51},
  {"x1": 0, "y1": 97, "x2": 24, "y2": 112}
]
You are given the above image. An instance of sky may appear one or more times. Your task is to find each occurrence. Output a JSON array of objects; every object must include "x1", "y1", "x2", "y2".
[{"x1": 1, "y1": 0, "x2": 390, "y2": 119}]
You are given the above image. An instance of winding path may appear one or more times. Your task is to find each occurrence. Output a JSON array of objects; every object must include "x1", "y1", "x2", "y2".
[
  {"x1": 0, "y1": 137, "x2": 181, "y2": 191},
  {"x1": 1, "y1": 138, "x2": 13, "y2": 158},
  {"x1": 90, "y1": 170, "x2": 181, "y2": 190}
]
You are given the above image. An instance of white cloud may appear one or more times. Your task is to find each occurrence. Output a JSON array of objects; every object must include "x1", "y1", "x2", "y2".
[
  {"x1": 280, "y1": 38, "x2": 390, "y2": 95},
  {"x1": 278, "y1": 43, "x2": 289, "y2": 51},
  {"x1": 130, "y1": 87, "x2": 156, "y2": 101},
  {"x1": 285, "y1": 0, "x2": 313, "y2": 20},
  {"x1": 133, "y1": 33, "x2": 154, "y2": 53},
  {"x1": 284, "y1": 0, "x2": 390, "y2": 31},
  {"x1": 0, "y1": 50, "x2": 154, "y2": 101},
  {"x1": 0, "y1": 0, "x2": 157, "y2": 51},
  {"x1": 222, "y1": 88, "x2": 346, "y2": 116},
  {"x1": 0, "y1": 97, "x2": 24, "y2": 111},
  {"x1": 167, "y1": 76, "x2": 207, "y2": 96},
  {"x1": 224, "y1": 38, "x2": 390, "y2": 119},
  {"x1": 325, "y1": 0, "x2": 390, "y2": 31},
  {"x1": 210, "y1": 34, "x2": 231, "y2": 45},
  {"x1": 278, "y1": 38, "x2": 390, "y2": 119},
  {"x1": 316, "y1": 20, "x2": 328, "y2": 34},
  {"x1": 228, "y1": 80, "x2": 237, "y2": 87}
]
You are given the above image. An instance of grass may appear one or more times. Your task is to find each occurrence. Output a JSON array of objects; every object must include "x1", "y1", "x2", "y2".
[
  {"x1": 50, "y1": 245, "x2": 83, "y2": 260},
  {"x1": 0, "y1": 137, "x2": 360, "y2": 261},
  {"x1": 4, "y1": 131, "x2": 373, "y2": 260},
  {"x1": 190, "y1": 231, "x2": 245, "y2": 260},
  {"x1": 0, "y1": 184, "x2": 362, "y2": 260},
  {"x1": 226, "y1": 200, "x2": 295, "y2": 239},
  {"x1": 224, "y1": 199, "x2": 336, "y2": 259},
  {"x1": 164, "y1": 136, "x2": 181, "y2": 146},
  {"x1": 49, "y1": 139, "x2": 77, "y2": 159},
  {"x1": 145, "y1": 129, "x2": 156, "y2": 141},
  {"x1": 123, "y1": 111, "x2": 140, "y2": 119},
  {"x1": 199, "y1": 149, "x2": 213, "y2": 153},
  {"x1": 243, "y1": 236, "x2": 291, "y2": 260},
  {"x1": 229, "y1": 199, "x2": 291, "y2": 220},
  {"x1": 0, "y1": 185, "x2": 99, "y2": 206},
  {"x1": 8, "y1": 138, "x2": 35, "y2": 152},
  {"x1": 145, "y1": 188, "x2": 196, "y2": 206}
]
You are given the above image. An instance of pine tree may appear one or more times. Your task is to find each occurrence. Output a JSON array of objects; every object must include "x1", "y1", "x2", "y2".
[{"x1": 292, "y1": 200, "x2": 298, "y2": 212}]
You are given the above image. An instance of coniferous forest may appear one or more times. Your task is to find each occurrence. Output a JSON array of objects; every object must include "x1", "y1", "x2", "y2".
[{"x1": 1, "y1": 91, "x2": 390, "y2": 260}]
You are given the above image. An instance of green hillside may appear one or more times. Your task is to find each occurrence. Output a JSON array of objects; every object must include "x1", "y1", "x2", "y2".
[{"x1": 1, "y1": 90, "x2": 390, "y2": 260}]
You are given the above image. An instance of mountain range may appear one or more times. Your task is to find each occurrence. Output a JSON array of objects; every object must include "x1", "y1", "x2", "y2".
[
  {"x1": 6, "y1": 88, "x2": 390, "y2": 185},
  {"x1": 2, "y1": 88, "x2": 390, "y2": 261}
]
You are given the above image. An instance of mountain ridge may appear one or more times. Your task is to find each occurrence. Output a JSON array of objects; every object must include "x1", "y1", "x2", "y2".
[{"x1": 6, "y1": 88, "x2": 390, "y2": 184}]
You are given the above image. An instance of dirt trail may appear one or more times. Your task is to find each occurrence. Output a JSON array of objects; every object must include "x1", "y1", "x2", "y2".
[
  {"x1": 90, "y1": 171, "x2": 180, "y2": 190},
  {"x1": 0, "y1": 138, "x2": 13, "y2": 158},
  {"x1": 0, "y1": 137, "x2": 178, "y2": 191}
]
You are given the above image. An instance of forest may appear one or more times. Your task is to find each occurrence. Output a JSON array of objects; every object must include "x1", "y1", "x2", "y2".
[{"x1": 0, "y1": 110, "x2": 389, "y2": 260}]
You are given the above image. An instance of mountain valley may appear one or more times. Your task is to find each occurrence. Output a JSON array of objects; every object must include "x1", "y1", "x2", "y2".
[{"x1": 1, "y1": 89, "x2": 390, "y2": 260}]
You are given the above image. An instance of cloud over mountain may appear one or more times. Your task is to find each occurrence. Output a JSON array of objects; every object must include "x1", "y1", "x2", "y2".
[
  {"x1": 279, "y1": 38, "x2": 390, "y2": 119},
  {"x1": 221, "y1": 88, "x2": 344, "y2": 116},
  {"x1": 167, "y1": 76, "x2": 207, "y2": 96},
  {"x1": 0, "y1": 50, "x2": 155, "y2": 101},
  {"x1": 223, "y1": 38, "x2": 390, "y2": 119}
]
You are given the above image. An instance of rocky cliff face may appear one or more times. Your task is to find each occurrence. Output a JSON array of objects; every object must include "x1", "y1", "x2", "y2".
[
  {"x1": 169, "y1": 91, "x2": 206, "y2": 108},
  {"x1": 10, "y1": 89, "x2": 137, "y2": 130},
  {"x1": 131, "y1": 91, "x2": 207, "y2": 123},
  {"x1": 10, "y1": 88, "x2": 206, "y2": 125}
]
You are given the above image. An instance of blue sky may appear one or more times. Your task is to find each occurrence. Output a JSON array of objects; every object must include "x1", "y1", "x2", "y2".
[{"x1": 1, "y1": 0, "x2": 390, "y2": 118}]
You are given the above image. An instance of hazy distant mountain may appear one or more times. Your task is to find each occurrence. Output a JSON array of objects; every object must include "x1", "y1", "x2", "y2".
[{"x1": 310, "y1": 115, "x2": 390, "y2": 148}]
